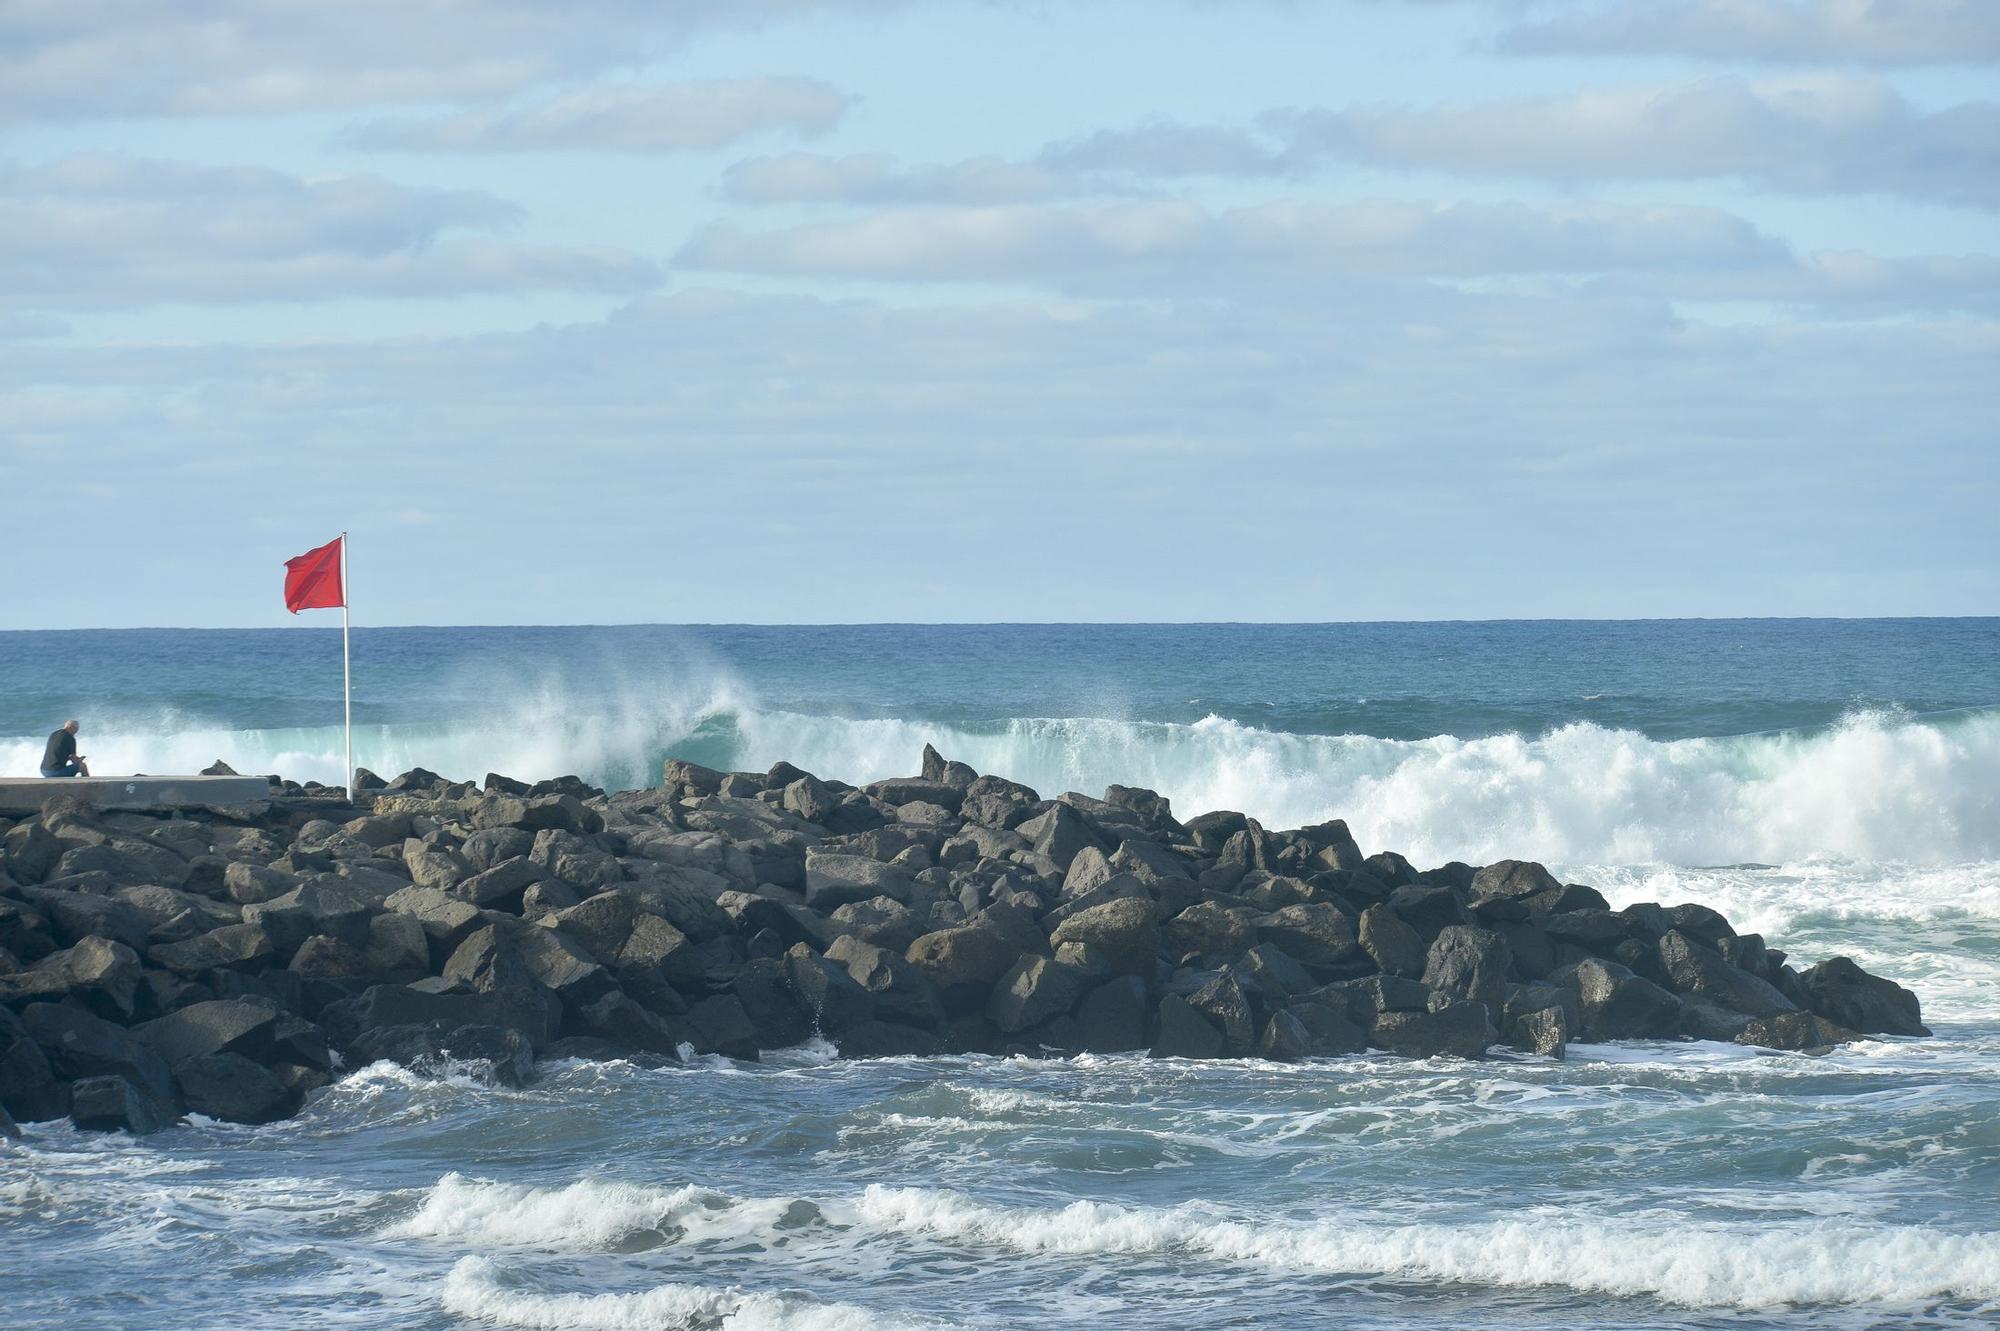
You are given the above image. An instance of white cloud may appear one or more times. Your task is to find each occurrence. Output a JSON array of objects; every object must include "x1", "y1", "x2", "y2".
[
  {"x1": 350, "y1": 78, "x2": 852, "y2": 152},
  {"x1": 723, "y1": 152, "x2": 1084, "y2": 204},
  {"x1": 1039, "y1": 117, "x2": 1293, "y2": 177},
  {"x1": 1500, "y1": 0, "x2": 2000, "y2": 65},
  {"x1": 0, "y1": 155, "x2": 659, "y2": 307},
  {"x1": 679, "y1": 196, "x2": 1785, "y2": 284},
  {"x1": 1275, "y1": 73, "x2": 2000, "y2": 209},
  {"x1": 0, "y1": 0, "x2": 907, "y2": 120},
  {"x1": 4, "y1": 286, "x2": 1993, "y2": 623}
]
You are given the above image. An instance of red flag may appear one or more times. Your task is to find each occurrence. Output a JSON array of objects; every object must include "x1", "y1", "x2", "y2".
[{"x1": 284, "y1": 536, "x2": 345, "y2": 613}]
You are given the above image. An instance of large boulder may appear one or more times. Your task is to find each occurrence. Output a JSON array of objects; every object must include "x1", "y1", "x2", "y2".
[
  {"x1": 22, "y1": 1003, "x2": 175, "y2": 1105},
  {"x1": 905, "y1": 919, "x2": 1024, "y2": 1013},
  {"x1": 1736, "y1": 1011, "x2": 1860, "y2": 1052},
  {"x1": 1655, "y1": 930, "x2": 1795, "y2": 1018},
  {"x1": 1357, "y1": 904, "x2": 1425, "y2": 979},
  {"x1": 175, "y1": 1052, "x2": 298, "y2": 1124},
  {"x1": 825, "y1": 936, "x2": 943, "y2": 1030},
  {"x1": 1074, "y1": 976, "x2": 1150, "y2": 1053},
  {"x1": 149, "y1": 922, "x2": 279, "y2": 976},
  {"x1": 986, "y1": 955, "x2": 1088, "y2": 1034},
  {"x1": 1013, "y1": 804, "x2": 1109, "y2": 872},
  {"x1": 1149, "y1": 993, "x2": 1224, "y2": 1059},
  {"x1": 1256, "y1": 903, "x2": 1363, "y2": 971},
  {"x1": 1556, "y1": 959, "x2": 1681, "y2": 1042},
  {"x1": 804, "y1": 852, "x2": 916, "y2": 911},
  {"x1": 1048, "y1": 897, "x2": 1158, "y2": 978},
  {"x1": 136, "y1": 998, "x2": 282, "y2": 1067},
  {"x1": 69, "y1": 1074, "x2": 171, "y2": 1134},
  {"x1": 1422, "y1": 926, "x2": 1512, "y2": 1023},
  {"x1": 0, "y1": 935, "x2": 142, "y2": 1020},
  {"x1": 1371, "y1": 1000, "x2": 1495, "y2": 1059},
  {"x1": 1165, "y1": 901, "x2": 1259, "y2": 964},
  {"x1": 1796, "y1": 957, "x2": 1929, "y2": 1037}
]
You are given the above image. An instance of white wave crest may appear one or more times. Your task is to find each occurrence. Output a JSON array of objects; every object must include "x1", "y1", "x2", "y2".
[
  {"x1": 7, "y1": 699, "x2": 1996, "y2": 867},
  {"x1": 441, "y1": 1255, "x2": 945, "y2": 1331},
  {"x1": 384, "y1": 1172, "x2": 761, "y2": 1250},
  {"x1": 854, "y1": 1185, "x2": 2000, "y2": 1309}
]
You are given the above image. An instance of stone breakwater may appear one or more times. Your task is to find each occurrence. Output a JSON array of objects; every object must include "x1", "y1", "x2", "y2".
[{"x1": 0, "y1": 747, "x2": 1930, "y2": 1135}]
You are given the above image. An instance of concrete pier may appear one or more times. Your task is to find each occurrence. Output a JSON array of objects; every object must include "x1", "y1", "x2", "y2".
[{"x1": 0, "y1": 775, "x2": 276, "y2": 814}]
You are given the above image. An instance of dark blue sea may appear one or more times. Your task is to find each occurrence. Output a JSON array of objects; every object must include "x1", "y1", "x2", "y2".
[{"x1": 4, "y1": 620, "x2": 1997, "y2": 1328}]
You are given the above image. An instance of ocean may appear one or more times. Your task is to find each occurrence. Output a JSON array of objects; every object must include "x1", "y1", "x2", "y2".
[{"x1": 3, "y1": 619, "x2": 1998, "y2": 1329}]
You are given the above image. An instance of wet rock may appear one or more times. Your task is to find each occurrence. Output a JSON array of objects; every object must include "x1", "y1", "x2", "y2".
[
  {"x1": 69, "y1": 1073, "x2": 170, "y2": 1134},
  {"x1": 785, "y1": 944, "x2": 876, "y2": 1033},
  {"x1": 1285, "y1": 999, "x2": 1368, "y2": 1056},
  {"x1": 1166, "y1": 901, "x2": 1259, "y2": 964},
  {"x1": 1, "y1": 1027, "x2": 65, "y2": 1122},
  {"x1": 137, "y1": 999, "x2": 281, "y2": 1067},
  {"x1": 174, "y1": 1052, "x2": 297, "y2": 1124},
  {"x1": 1371, "y1": 1000, "x2": 1495, "y2": 1059},
  {"x1": 1556, "y1": 958, "x2": 1681, "y2": 1042},
  {"x1": 1384, "y1": 884, "x2": 1469, "y2": 942},
  {"x1": 1186, "y1": 972, "x2": 1256, "y2": 1055},
  {"x1": 1509, "y1": 1005, "x2": 1567, "y2": 1058},
  {"x1": 1423, "y1": 925, "x2": 1512, "y2": 1024},
  {"x1": 838, "y1": 1021, "x2": 943, "y2": 1058},
  {"x1": 1656, "y1": 929, "x2": 1795, "y2": 1018},
  {"x1": 23, "y1": 1003, "x2": 175, "y2": 1105},
  {"x1": 349, "y1": 1022, "x2": 536, "y2": 1086},
  {"x1": 1074, "y1": 975, "x2": 1150, "y2": 1053},
  {"x1": 0, "y1": 935, "x2": 142, "y2": 1020},
  {"x1": 147, "y1": 921, "x2": 278, "y2": 977},
  {"x1": 1256, "y1": 903, "x2": 1362, "y2": 972},
  {"x1": 1796, "y1": 957, "x2": 1929, "y2": 1037},
  {"x1": 987, "y1": 955, "x2": 1088, "y2": 1034},
  {"x1": 681, "y1": 994, "x2": 760, "y2": 1059},
  {"x1": 1357, "y1": 904, "x2": 1425, "y2": 979},
  {"x1": 1150, "y1": 993, "x2": 1224, "y2": 1059},
  {"x1": 1736, "y1": 1011, "x2": 1860, "y2": 1052}
]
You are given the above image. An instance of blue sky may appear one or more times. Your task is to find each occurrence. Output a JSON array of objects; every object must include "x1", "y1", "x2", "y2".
[{"x1": 1, "y1": 0, "x2": 1994, "y2": 627}]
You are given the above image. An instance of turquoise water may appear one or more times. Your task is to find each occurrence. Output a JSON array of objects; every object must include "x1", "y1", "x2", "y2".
[{"x1": 3, "y1": 620, "x2": 1998, "y2": 1328}]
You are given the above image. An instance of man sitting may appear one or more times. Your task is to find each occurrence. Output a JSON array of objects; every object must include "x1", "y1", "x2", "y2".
[{"x1": 40, "y1": 720, "x2": 89, "y2": 778}]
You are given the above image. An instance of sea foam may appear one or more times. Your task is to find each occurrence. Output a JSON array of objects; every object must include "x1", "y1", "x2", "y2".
[
  {"x1": 5, "y1": 704, "x2": 1996, "y2": 868},
  {"x1": 853, "y1": 1185, "x2": 2000, "y2": 1309}
]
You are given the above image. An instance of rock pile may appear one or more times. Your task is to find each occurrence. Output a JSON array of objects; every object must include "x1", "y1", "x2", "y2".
[{"x1": 0, "y1": 747, "x2": 1930, "y2": 1133}]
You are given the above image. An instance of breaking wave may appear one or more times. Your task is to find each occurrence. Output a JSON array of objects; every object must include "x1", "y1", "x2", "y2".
[
  {"x1": 6, "y1": 700, "x2": 1996, "y2": 868},
  {"x1": 390, "y1": 1174, "x2": 2000, "y2": 1311}
]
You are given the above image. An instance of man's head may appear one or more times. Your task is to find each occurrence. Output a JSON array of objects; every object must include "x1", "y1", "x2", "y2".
[{"x1": 63, "y1": 719, "x2": 79, "y2": 735}]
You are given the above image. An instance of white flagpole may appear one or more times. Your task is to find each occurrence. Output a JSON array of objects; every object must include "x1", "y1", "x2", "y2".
[{"x1": 341, "y1": 530, "x2": 353, "y2": 800}]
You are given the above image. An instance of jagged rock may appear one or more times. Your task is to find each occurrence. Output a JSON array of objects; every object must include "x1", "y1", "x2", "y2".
[
  {"x1": 828, "y1": 897, "x2": 924, "y2": 952},
  {"x1": 1048, "y1": 897, "x2": 1158, "y2": 978},
  {"x1": 1150, "y1": 993, "x2": 1224, "y2": 1059},
  {"x1": 1014, "y1": 803, "x2": 1108, "y2": 871},
  {"x1": 1384, "y1": 884, "x2": 1470, "y2": 941},
  {"x1": 1, "y1": 1027, "x2": 65, "y2": 1122},
  {"x1": 460, "y1": 828, "x2": 533, "y2": 873},
  {"x1": 403, "y1": 842, "x2": 471, "y2": 892},
  {"x1": 732, "y1": 959, "x2": 814, "y2": 1049},
  {"x1": 1371, "y1": 1000, "x2": 1495, "y2": 1059},
  {"x1": 1357, "y1": 903, "x2": 1425, "y2": 979},
  {"x1": 1074, "y1": 975, "x2": 1149, "y2": 1052},
  {"x1": 1285, "y1": 999, "x2": 1369, "y2": 1055},
  {"x1": 25, "y1": 890, "x2": 151, "y2": 952},
  {"x1": 69, "y1": 1074, "x2": 170, "y2": 1134},
  {"x1": 23, "y1": 1003, "x2": 175, "y2": 1104},
  {"x1": 1736, "y1": 1011, "x2": 1860, "y2": 1052},
  {"x1": 517, "y1": 926, "x2": 616, "y2": 1006},
  {"x1": 1470, "y1": 860, "x2": 1562, "y2": 901},
  {"x1": 1234, "y1": 942, "x2": 1315, "y2": 1000},
  {"x1": 681, "y1": 994, "x2": 760, "y2": 1059},
  {"x1": 4, "y1": 821, "x2": 62, "y2": 883},
  {"x1": 148, "y1": 922, "x2": 278, "y2": 976},
  {"x1": 224, "y1": 862, "x2": 300, "y2": 905},
  {"x1": 866, "y1": 777, "x2": 964, "y2": 812},
  {"x1": 785, "y1": 944, "x2": 876, "y2": 1033},
  {"x1": 1656, "y1": 929, "x2": 1795, "y2": 1018},
  {"x1": 1256, "y1": 903, "x2": 1362, "y2": 971},
  {"x1": 1797, "y1": 956, "x2": 1929, "y2": 1037},
  {"x1": 1556, "y1": 958, "x2": 1681, "y2": 1042},
  {"x1": 838, "y1": 1021, "x2": 943, "y2": 1058},
  {"x1": 804, "y1": 851, "x2": 915, "y2": 910},
  {"x1": 384, "y1": 886, "x2": 484, "y2": 957},
  {"x1": 136, "y1": 998, "x2": 281, "y2": 1066},
  {"x1": 906, "y1": 915, "x2": 1036, "y2": 1012},
  {"x1": 0, "y1": 935, "x2": 142, "y2": 1019},
  {"x1": 1166, "y1": 901, "x2": 1259, "y2": 963},
  {"x1": 175, "y1": 1052, "x2": 297, "y2": 1124},
  {"x1": 1423, "y1": 925, "x2": 1512, "y2": 1023},
  {"x1": 570, "y1": 991, "x2": 681, "y2": 1056},
  {"x1": 825, "y1": 936, "x2": 943, "y2": 1029},
  {"x1": 451, "y1": 857, "x2": 544, "y2": 911},
  {"x1": 0, "y1": 1102, "x2": 16, "y2": 1137},
  {"x1": 1510, "y1": 1005, "x2": 1567, "y2": 1058},
  {"x1": 1186, "y1": 972, "x2": 1256, "y2": 1055},
  {"x1": 987, "y1": 955, "x2": 1088, "y2": 1033},
  {"x1": 349, "y1": 1021, "x2": 536, "y2": 1086},
  {"x1": 1257, "y1": 1009, "x2": 1312, "y2": 1061}
]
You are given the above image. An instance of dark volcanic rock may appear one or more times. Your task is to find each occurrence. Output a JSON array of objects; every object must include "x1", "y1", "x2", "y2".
[
  {"x1": 1357, "y1": 904, "x2": 1425, "y2": 979},
  {"x1": 1422, "y1": 925, "x2": 1511, "y2": 1023},
  {"x1": 175, "y1": 1052, "x2": 298, "y2": 1124},
  {"x1": 1557, "y1": 959, "x2": 1682, "y2": 1042},
  {"x1": 1371, "y1": 1001, "x2": 1495, "y2": 1059},
  {"x1": 1656, "y1": 929, "x2": 1795, "y2": 1018},
  {"x1": 1797, "y1": 957, "x2": 1929, "y2": 1037},
  {"x1": 1150, "y1": 993, "x2": 1224, "y2": 1059},
  {"x1": 69, "y1": 1074, "x2": 170, "y2": 1134}
]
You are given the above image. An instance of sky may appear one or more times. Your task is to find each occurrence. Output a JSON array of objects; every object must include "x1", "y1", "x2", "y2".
[{"x1": 0, "y1": 0, "x2": 1994, "y2": 628}]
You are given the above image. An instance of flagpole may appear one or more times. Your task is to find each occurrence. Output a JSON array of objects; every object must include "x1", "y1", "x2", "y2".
[{"x1": 341, "y1": 530, "x2": 352, "y2": 801}]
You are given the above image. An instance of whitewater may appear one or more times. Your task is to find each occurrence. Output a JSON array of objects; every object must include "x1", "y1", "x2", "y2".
[{"x1": 3, "y1": 619, "x2": 1997, "y2": 1328}]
